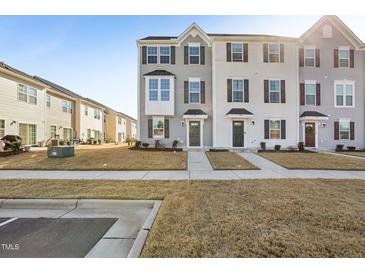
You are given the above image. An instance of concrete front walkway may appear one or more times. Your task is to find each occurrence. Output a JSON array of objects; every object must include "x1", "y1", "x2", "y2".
[{"x1": 1, "y1": 152, "x2": 365, "y2": 180}]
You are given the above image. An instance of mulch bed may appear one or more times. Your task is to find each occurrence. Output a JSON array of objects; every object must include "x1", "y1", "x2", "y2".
[{"x1": 0, "y1": 150, "x2": 26, "y2": 157}]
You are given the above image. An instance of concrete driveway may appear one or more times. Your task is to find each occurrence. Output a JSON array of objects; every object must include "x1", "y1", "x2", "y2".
[{"x1": 0, "y1": 199, "x2": 161, "y2": 258}]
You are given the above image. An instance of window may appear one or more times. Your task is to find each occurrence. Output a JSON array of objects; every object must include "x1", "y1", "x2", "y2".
[
  {"x1": 268, "y1": 44, "x2": 280, "y2": 62},
  {"x1": 63, "y1": 128, "x2": 73, "y2": 141},
  {"x1": 189, "y1": 80, "x2": 200, "y2": 103},
  {"x1": 335, "y1": 82, "x2": 354, "y2": 107},
  {"x1": 232, "y1": 43, "x2": 243, "y2": 61},
  {"x1": 84, "y1": 105, "x2": 88, "y2": 116},
  {"x1": 19, "y1": 123, "x2": 36, "y2": 145},
  {"x1": 50, "y1": 125, "x2": 56, "y2": 139},
  {"x1": 160, "y1": 79, "x2": 170, "y2": 101},
  {"x1": 46, "y1": 95, "x2": 51, "y2": 108},
  {"x1": 0, "y1": 120, "x2": 5, "y2": 138},
  {"x1": 149, "y1": 79, "x2": 158, "y2": 101},
  {"x1": 94, "y1": 109, "x2": 101, "y2": 119},
  {"x1": 87, "y1": 129, "x2": 91, "y2": 139},
  {"x1": 147, "y1": 46, "x2": 158, "y2": 64},
  {"x1": 153, "y1": 117, "x2": 164, "y2": 138},
  {"x1": 269, "y1": 120, "x2": 281, "y2": 139},
  {"x1": 62, "y1": 101, "x2": 72, "y2": 113},
  {"x1": 232, "y1": 80, "x2": 244, "y2": 102},
  {"x1": 339, "y1": 120, "x2": 350, "y2": 139},
  {"x1": 269, "y1": 80, "x2": 280, "y2": 103},
  {"x1": 189, "y1": 46, "x2": 200, "y2": 64},
  {"x1": 305, "y1": 83, "x2": 316, "y2": 105},
  {"x1": 159, "y1": 47, "x2": 170, "y2": 64},
  {"x1": 28, "y1": 87, "x2": 37, "y2": 105},
  {"x1": 118, "y1": 117, "x2": 122, "y2": 125},
  {"x1": 304, "y1": 48, "x2": 315, "y2": 67},
  {"x1": 94, "y1": 130, "x2": 101, "y2": 141},
  {"x1": 18, "y1": 83, "x2": 28, "y2": 103},
  {"x1": 339, "y1": 47, "x2": 350, "y2": 68}
]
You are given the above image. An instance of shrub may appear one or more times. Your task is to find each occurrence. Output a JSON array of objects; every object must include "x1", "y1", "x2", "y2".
[
  {"x1": 347, "y1": 146, "x2": 356, "y2": 151},
  {"x1": 142, "y1": 143, "x2": 149, "y2": 148},
  {"x1": 59, "y1": 140, "x2": 65, "y2": 146},
  {"x1": 135, "y1": 140, "x2": 141, "y2": 148},
  {"x1": 274, "y1": 145, "x2": 281, "y2": 151},
  {"x1": 260, "y1": 142, "x2": 266, "y2": 151},
  {"x1": 9, "y1": 141, "x2": 22, "y2": 152},
  {"x1": 336, "y1": 144, "x2": 344, "y2": 151},
  {"x1": 66, "y1": 141, "x2": 71, "y2": 146},
  {"x1": 98, "y1": 139, "x2": 102, "y2": 144},
  {"x1": 172, "y1": 140, "x2": 179, "y2": 149},
  {"x1": 298, "y1": 142, "x2": 305, "y2": 152}
]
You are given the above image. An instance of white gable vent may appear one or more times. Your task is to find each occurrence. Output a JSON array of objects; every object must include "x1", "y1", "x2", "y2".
[{"x1": 322, "y1": 24, "x2": 332, "y2": 38}]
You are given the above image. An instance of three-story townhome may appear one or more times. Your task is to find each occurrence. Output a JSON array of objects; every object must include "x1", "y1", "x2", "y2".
[
  {"x1": 212, "y1": 34, "x2": 299, "y2": 148},
  {"x1": 298, "y1": 16, "x2": 365, "y2": 149},
  {"x1": 138, "y1": 23, "x2": 213, "y2": 148}
]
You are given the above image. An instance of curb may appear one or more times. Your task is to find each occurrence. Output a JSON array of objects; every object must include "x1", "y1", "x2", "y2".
[
  {"x1": 0, "y1": 199, "x2": 78, "y2": 209},
  {"x1": 127, "y1": 200, "x2": 162, "y2": 258},
  {"x1": 77, "y1": 199, "x2": 156, "y2": 209}
]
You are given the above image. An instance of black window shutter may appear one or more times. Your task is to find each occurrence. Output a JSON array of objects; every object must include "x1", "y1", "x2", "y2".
[
  {"x1": 300, "y1": 83, "x2": 305, "y2": 105},
  {"x1": 142, "y1": 46, "x2": 147, "y2": 64},
  {"x1": 280, "y1": 80, "x2": 286, "y2": 103},
  {"x1": 243, "y1": 43, "x2": 248, "y2": 62},
  {"x1": 184, "y1": 81, "x2": 189, "y2": 103},
  {"x1": 316, "y1": 83, "x2": 321, "y2": 106},
  {"x1": 264, "y1": 80, "x2": 269, "y2": 103},
  {"x1": 164, "y1": 119, "x2": 169, "y2": 138},
  {"x1": 264, "y1": 120, "x2": 269, "y2": 139},
  {"x1": 226, "y1": 43, "x2": 231, "y2": 62},
  {"x1": 171, "y1": 46, "x2": 176, "y2": 64},
  {"x1": 334, "y1": 121, "x2": 339, "y2": 140},
  {"x1": 244, "y1": 79, "x2": 249, "y2": 103},
  {"x1": 200, "y1": 81, "x2": 205, "y2": 104},
  {"x1": 334, "y1": 49, "x2": 339, "y2": 68},
  {"x1": 315, "y1": 48, "x2": 320, "y2": 67},
  {"x1": 280, "y1": 44, "x2": 284, "y2": 63},
  {"x1": 263, "y1": 43, "x2": 268, "y2": 63},
  {"x1": 148, "y1": 118, "x2": 152, "y2": 138},
  {"x1": 184, "y1": 46, "x2": 189, "y2": 65},
  {"x1": 350, "y1": 49, "x2": 354, "y2": 68},
  {"x1": 350, "y1": 122, "x2": 355, "y2": 140},
  {"x1": 200, "y1": 46, "x2": 205, "y2": 65},
  {"x1": 281, "y1": 120, "x2": 286, "y2": 139},
  {"x1": 299, "y1": 48, "x2": 304, "y2": 67},
  {"x1": 227, "y1": 79, "x2": 232, "y2": 102}
]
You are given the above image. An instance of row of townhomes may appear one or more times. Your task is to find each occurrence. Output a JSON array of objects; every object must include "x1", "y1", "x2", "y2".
[
  {"x1": 0, "y1": 62, "x2": 136, "y2": 146},
  {"x1": 137, "y1": 15, "x2": 365, "y2": 150}
]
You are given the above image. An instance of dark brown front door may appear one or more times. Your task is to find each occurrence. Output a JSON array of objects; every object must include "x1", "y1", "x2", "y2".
[
  {"x1": 232, "y1": 121, "x2": 244, "y2": 147},
  {"x1": 189, "y1": 121, "x2": 201, "y2": 147},
  {"x1": 305, "y1": 122, "x2": 315, "y2": 147}
]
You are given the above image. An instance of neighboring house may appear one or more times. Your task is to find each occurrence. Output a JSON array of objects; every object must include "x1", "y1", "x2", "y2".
[
  {"x1": 137, "y1": 16, "x2": 365, "y2": 150},
  {"x1": 298, "y1": 16, "x2": 365, "y2": 149},
  {"x1": 0, "y1": 62, "x2": 136, "y2": 146},
  {"x1": 0, "y1": 62, "x2": 47, "y2": 145}
]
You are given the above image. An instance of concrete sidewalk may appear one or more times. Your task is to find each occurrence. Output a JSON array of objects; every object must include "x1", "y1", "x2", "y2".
[{"x1": 1, "y1": 151, "x2": 365, "y2": 180}]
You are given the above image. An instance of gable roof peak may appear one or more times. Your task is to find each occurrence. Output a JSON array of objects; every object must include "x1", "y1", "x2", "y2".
[{"x1": 177, "y1": 22, "x2": 212, "y2": 46}]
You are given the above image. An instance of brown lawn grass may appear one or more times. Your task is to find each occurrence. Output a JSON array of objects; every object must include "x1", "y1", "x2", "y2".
[
  {"x1": 258, "y1": 152, "x2": 365, "y2": 170},
  {"x1": 0, "y1": 146, "x2": 186, "y2": 170},
  {"x1": 339, "y1": 151, "x2": 365, "y2": 158},
  {"x1": 206, "y1": 151, "x2": 259, "y2": 170},
  {"x1": 0, "y1": 179, "x2": 364, "y2": 257}
]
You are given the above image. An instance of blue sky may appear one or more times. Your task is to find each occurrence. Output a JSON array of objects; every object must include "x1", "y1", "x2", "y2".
[{"x1": 1, "y1": 15, "x2": 364, "y2": 118}]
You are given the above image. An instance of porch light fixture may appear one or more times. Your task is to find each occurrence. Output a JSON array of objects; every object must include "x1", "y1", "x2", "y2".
[
  {"x1": 252, "y1": 121, "x2": 255, "y2": 125},
  {"x1": 10, "y1": 120, "x2": 17, "y2": 126},
  {"x1": 59, "y1": 126, "x2": 63, "y2": 129}
]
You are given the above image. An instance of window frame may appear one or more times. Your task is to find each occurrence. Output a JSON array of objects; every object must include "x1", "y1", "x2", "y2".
[
  {"x1": 63, "y1": 127, "x2": 73, "y2": 141},
  {"x1": 62, "y1": 101, "x2": 73, "y2": 113},
  {"x1": 334, "y1": 80, "x2": 355, "y2": 108},
  {"x1": 269, "y1": 119, "x2": 281, "y2": 139},
  {"x1": 188, "y1": 44, "x2": 200, "y2": 65},
  {"x1": 17, "y1": 83, "x2": 28, "y2": 103},
  {"x1": 152, "y1": 116, "x2": 165, "y2": 139},
  {"x1": 0, "y1": 119, "x2": 5, "y2": 138},
  {"x1": 304, "y1": 47, "x2": 315, "y2": 67},
  {"x1": 268, "y1": 43, "x2": 280, "y2": 63},
  {"x1": 231, "y1": 42, "x2": 243, "y2": 62},
  {"x1": 160, "y1": 79, "x2": 170, "y2": 101},
  {"x1": 148, "y1": 78, "x2": 159, "y2": 101},
  {"x1": 338, "y1": 46, "x2": 350, "y2": 68},
  {"x1": 94, "y1": 109, "x2": 101, "y2": 120},
  {"x1": 188, "y1": 78, "x2": 201, "y2": 104},
  {"x1": 269, "y1": 79, "x2": 281, "y2": 103},
  {"x1": 28, "y1": 87, "x2": 37, "y2": 105},
  {"x1": 339, "y1": 119, "x2": 350, "y2": 140},
  {"x1": 84, "y1": 105, "x2": 88, "y2": 116},
  {"x1": 304, "y1": 81, "x2": 316, "y2": 106},
  {"x1": 50, "y1": 125, "x2": 57, "y2": 139},
  {"x1": 232, "y1": 78, "x2": 244, "y2": 102},
  {"x1": 46, "y1": 94, "x2": 51, "y2": 108},
  {"x1": 147, "y1": 46, "x2": 158, "y2": 64},
  {"x1": 118, "y1": 117, "x2": 122, "y2": 125},
  {"x1": 159, "y1": 46, "x2": 171, "y2": 64}
]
